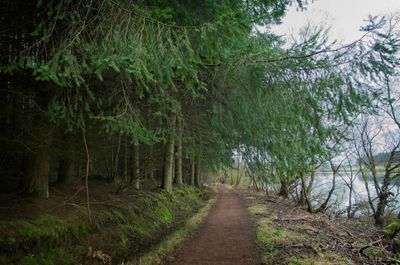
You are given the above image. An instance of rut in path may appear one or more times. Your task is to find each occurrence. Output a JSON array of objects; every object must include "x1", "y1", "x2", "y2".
[{"x1": 165, "y1": 185, "x2": 261, "y2": 265}]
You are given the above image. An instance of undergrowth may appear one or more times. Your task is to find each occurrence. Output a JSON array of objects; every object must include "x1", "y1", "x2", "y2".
[
  {"x1": 0, "y1": 186, "x2": 208, "y2": 265},
  {"x1": 247, "y1": 202, "x2": 355, "y2": 265}
]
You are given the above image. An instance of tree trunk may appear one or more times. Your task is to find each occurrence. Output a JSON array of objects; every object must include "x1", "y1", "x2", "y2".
[
  {"x1": 172, "y1": 153, "x2": 175, "y2": 183},
  {"x1": 175, "y1": 117, "x2": 183, "y2": 185},
  {"x1": 194, "y1": 156, "x2": 201, "y2": 188},
  {"x1": 298, "y1": 175, "x2": 306, "y2": 206},
  {"x1": 20, "y1": 119, "x2": 53, "y2": 198},
  {"x1": 236, "y1": 159, "x2": 241, "y2": 186},
  {"x1": 278, "y1": 178, "x2": 289, "y2": 198},
  {"x1": 316, "y1": 171, "x2": 336, "y2": 213},
  {"x1": 374, "y1": 193, "x2": 388, "y2": 226},
  {"x1": 58, "y1": 156, "x2": 75, "y2": 185},
  {"x1": 299, "y1": 172, "x2": 314, "y2": 207},
  {"x1": 162, "y1": 114, "x2": 176, "y2": 192},
  {"x1": 299, "y1": 173, "x2": 314, "y2": 213},
  {"x1": 131, "y1": 140, "x2": 140, "y2": 189},
  {"x1": 57, "y1": 135, "x2": 75, "y2": 185},
  {"x1": 230, "y1": 165, "x2": 234, "y2": 186},
  {"x1": 148, "y1": 145, "x2": 154, "y2": 180},
  {"x1": 190, "y1": 156, "x2": 195, "y2": 185},
  {"x1": 374, "y1": 170, "x2": 391, "y2": 226},
  {"x1": 347, "y1": 174, "x2": 355, "y2": 219},
  {"x1": 124, "y1": 134, "x2": 129, "y2": 183}
]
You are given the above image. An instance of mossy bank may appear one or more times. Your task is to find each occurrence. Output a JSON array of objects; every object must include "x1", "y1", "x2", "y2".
[{"x1": 0, "y1": 186, "x2": 213, "y2": 265}]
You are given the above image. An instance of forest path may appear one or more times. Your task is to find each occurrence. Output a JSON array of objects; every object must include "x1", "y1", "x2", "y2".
[{"x1": 165, "y1": 185, "x2": 261, "y2": 265}]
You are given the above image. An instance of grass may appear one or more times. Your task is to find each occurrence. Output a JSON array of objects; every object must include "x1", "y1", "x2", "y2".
[
  {"x1": 256, "y1": 217, "x2": 305, "y2": 246},
  {"x1": 288, "y1": 253, "x2": 354, "y2": 265},
  {"x1": 260, "y1": 249, "x2": 279, "y2": 263},
  {"x1": 0, "y1": 186, "x2": 210, "y2": 265},
  {"x1": 126, "y1": 194, "x2": 217, "y2": 265},
  {"x1": 153, "y1": 207, "x2": 173, "y2": 225},
  {"x1": 20, "y1": 249, "x2": 74, "y2": 265},
  {"x1": 246, "y1": 198, "x2": 355, "y2": 265},
  {"x1": 248, "y1": 204, "x2": 269, "y2": 216}
]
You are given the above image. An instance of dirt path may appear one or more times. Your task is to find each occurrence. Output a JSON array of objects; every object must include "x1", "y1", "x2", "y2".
[{"x1": 165, "y1": 185, "x2": 261, "y2": 265}]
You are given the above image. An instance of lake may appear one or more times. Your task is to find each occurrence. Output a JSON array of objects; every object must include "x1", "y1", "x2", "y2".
[{"x1": 310, "y1": 171, "x2": 400, "y2": 215}]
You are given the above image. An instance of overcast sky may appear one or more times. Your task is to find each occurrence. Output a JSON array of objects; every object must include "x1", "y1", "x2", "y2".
[{"x1": 271, "y1": 0, "x2": 400, "y2": 44}]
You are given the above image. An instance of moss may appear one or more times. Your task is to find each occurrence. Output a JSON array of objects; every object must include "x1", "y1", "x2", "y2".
[
  {"x1": 132, "y1": 195, "x2": 217, "y2": 265},
  {"x1": 119, "y1": 235, "x2": 129, "y2": 250},
  {"x1": 153, "y1": 207, "x2": 173, "y2": 225},
  {"x1": 139, "y1": 194, "x2": 159, "y2": 209},
  {"x1": 256, "y1": 218, "x2": 305, "y2": 248},
  {"x1": 288, "y1": 252, "x2": 354, "y2": 265},
  {"x1": 0, "y1": 215, "x2": 77, "y2": 251},
  {"x1": 122, "y1": 223, "x2": 153, "y2": 237},
  {"x1": 20, "y1": 249, "x2": 74, "y2": 265},
  {"x1": 322, "y1": 252, "x2": 354, "y2": 264},
  {"x1": 289, "y1": 223, "x2": 314, "y2": 230},
  {"x1": 1, "y1": 186, "x2": 207, "y2": 264},
  {"x1": 112, "y1": 210, "x2": 128, "y2": 223},
  {"x1": 365, "y1": 246, "x2": 389, "y2": 257},
  {"x1": 254, "y1": 216, "x2": 352, "y2": 265},
  {"x1": 248, "y1": 204, "x2": 268, "y2": 215},
  {"x1": 385, "y1": 220, "x2": 400, "y2": 237},
  {"x1": 260, "y1": 249, "x2": 279, "y2": 263}
]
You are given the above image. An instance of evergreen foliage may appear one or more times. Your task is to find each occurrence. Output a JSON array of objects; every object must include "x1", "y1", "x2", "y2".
[{"x1": 0, "y1": 0, "x2": 399, "y2": 213}]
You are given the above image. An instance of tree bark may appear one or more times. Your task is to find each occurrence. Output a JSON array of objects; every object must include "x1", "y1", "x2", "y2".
[
  {"x1": 148, "y1": 145, "x2": 154, "y2": 180},
  {"x1": 236, "y1": 158, "x2": 241, "y2": 186},
  {"x1": 58, "y1": 156, "x2": 75, "y2": 185},
  {"x1": 299, "y1": 172, "x2": 314, "y2": 213},
  {"x1": 316, "y1": 169, "x2": 336, "y2": 213},
  {"x1": 124, "y1": 134, "x2": 129, "y2": 183},
  {"x1": 374, "y1": 192, "x2": 389, "y2": 226},
  {"x1": 20, "y1": 118, "x2": 53, "y2": 198},
  {"x1": 347, "y1": 180, "x2": 354, "y2": 219},
  {"x1": 162, "y1": 114, "x2": 176, "y2": 192},
  {"x1": 82, "y1": 129, "x2": 92, "y2": 224},
  {"x1": 278, "y1": 178, "x2": 289, "y2": 198},
  {"x1": 57, "y1": 135, "x2": 75, "y2": 185},
  {"x1": 194, "y1": 156, "x2": 201, "y2": 188},
  {"x1": 175, "y1": 117, "x2": 183, "y2": 185},
  {"x1": 131, "y1": 140, "x2": 140, "y2": 189},
  {"x1": 190, "y1": 156, "x2": 195, "y2": 185}
]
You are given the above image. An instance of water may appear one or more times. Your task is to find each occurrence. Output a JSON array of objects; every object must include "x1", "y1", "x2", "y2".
[{"x1": 310, "y1": 171, "x2": 400, "y2": 215}]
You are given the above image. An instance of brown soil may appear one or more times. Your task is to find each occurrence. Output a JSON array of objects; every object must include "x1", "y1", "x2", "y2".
[{"x1": 165, "y1": 185, "x2": 261, "y2": 265}]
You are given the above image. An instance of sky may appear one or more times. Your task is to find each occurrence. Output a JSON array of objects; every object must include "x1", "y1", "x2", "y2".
[
  {"x1": 270, "y1": 0, "x2": 400, "y2": 44},
  {"x1": 268, "y1": 0, "x2": 400, "y2": 160}
]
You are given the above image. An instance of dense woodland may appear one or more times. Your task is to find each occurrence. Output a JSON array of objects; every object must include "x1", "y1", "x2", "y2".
[{"x1": 1, "y1": 0, "x2": 400, "y2": 246}]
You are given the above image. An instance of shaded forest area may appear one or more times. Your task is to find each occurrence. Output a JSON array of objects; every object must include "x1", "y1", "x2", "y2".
[{"x1": 1, "y1": 0, "x2": 400, "y2": 264}]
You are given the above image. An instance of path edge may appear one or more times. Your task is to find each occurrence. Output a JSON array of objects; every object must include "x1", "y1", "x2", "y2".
[{"x1": 123, "y1": 188, "x2": 217, "y2": 265}]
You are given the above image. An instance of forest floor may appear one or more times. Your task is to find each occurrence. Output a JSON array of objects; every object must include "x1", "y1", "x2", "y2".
[
  {"x1": 0, "y1": 181, "x2": 213, "y2": 265},
  {"x1": 237, "y1": 188, "x2": 400, "y2": 265}
]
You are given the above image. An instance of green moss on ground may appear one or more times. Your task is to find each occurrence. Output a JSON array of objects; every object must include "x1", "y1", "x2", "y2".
[
  {"x1": 0, "y1": 186, "x2": 210, "y2": 265},
  {"x1": 246, "y1": 195, "x2": 355, "y2": 265},
  {"x1": 248, "y1": 204, "x2": 269, "y2": 216},
  {"x1": 256, "y1": 218, "x2": 306, "y2": 246},
  {"x1": 288, "y1": 251, "x2": 354, "y2": 265}
]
